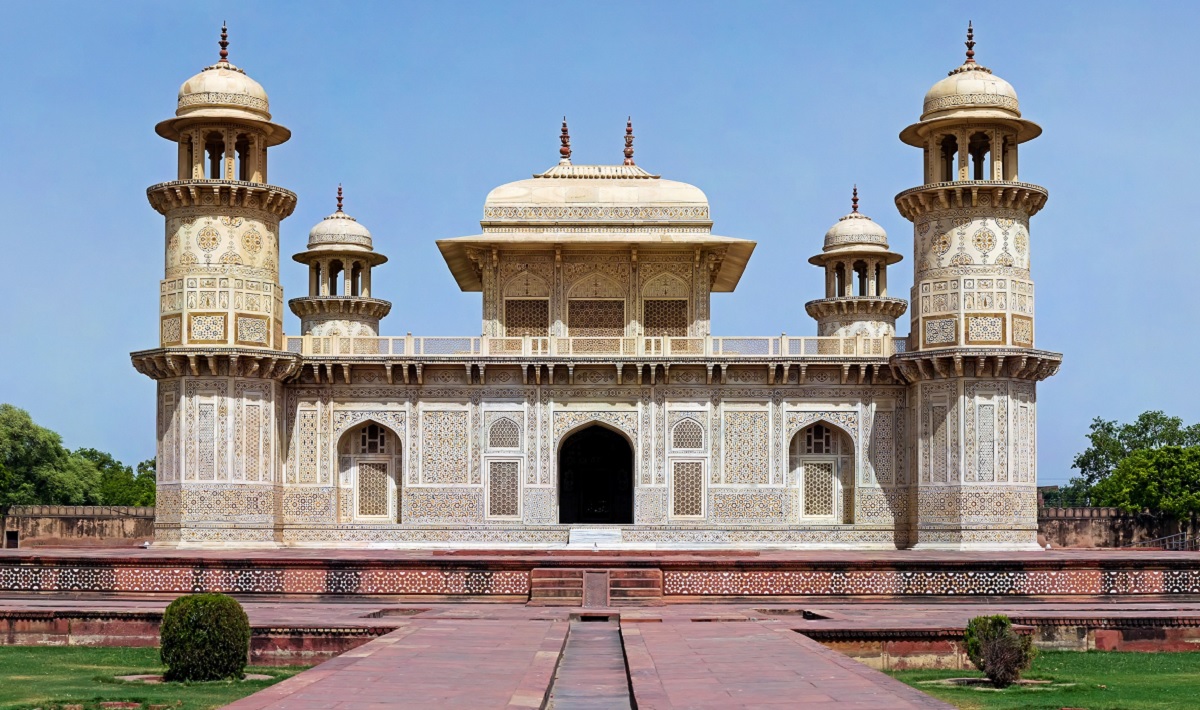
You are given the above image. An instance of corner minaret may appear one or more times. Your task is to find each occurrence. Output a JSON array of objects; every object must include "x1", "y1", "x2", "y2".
[
  {"x1": 892, "y1": 24, "x2": 1061, "y2": 550},
  {"x1": 290, "y1": 186, "x2": 391, "y2": 337},
  {"x1": 805, "y1": 187, "x2": 906, "y2": 339},
  {"x1": 133, "y1": 25, "x2": 300, "y2": 548},
  {"x1": 148, "y1": 23, "x2": 297, "y2": 350}
]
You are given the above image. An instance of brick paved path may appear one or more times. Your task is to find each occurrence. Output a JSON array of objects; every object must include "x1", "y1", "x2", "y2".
[
  {"x1": 224, "y1": 615, "x2": 950, "y2": 709},
  {"x1": 223, "y1": 619, "x2": 568, "y2": 710},
  {"x1": 624, "y1": 620, "x2": 951, "y2": 709}
]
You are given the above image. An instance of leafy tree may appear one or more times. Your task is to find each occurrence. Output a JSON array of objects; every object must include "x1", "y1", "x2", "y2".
[
  {"x1": 1060, "y1": 411, "x2": 1200, "y2": 506},
  {"x1": 1092, "y1": 446, "x2": 1200, "y2": 519},
  {"x1": 0, "y1": 404, "x2": 102, "y2": 507},
  {"x1": 75, "y1": 449, "x2": 156, "y2": 506}
]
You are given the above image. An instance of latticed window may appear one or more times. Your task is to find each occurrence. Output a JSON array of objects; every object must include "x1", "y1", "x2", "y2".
[
  {"x1": 672, "y1": 461, "x2": 704, "y2": 517},
  {"x1": 357, "y1": 423, "x2": 389, "y2": 455},
  {"x1": 803, "y1": 461, "x2": 835, "y2": 517},
  {"x1": 356, "y1": 461, "x2": 389, "y2": 517},
  {"x1": 488, "y1": 418, "x2": 521, "y2": 449},
  {"x1": 805, "y1": 424, "x2": 834, "y2": 454},
  {"x1": 487, "y1": 461, "x2": 520, "y2": 518},
  {"x1": 568, "y1": 300, "x2": 625, "y2": 337},
  {"x1": 672, "y1": 419, "x2": 704, "y2": 450},
  {"x1": 643, "y1": 299, "x2": 688, "y2": 337},
  {"x1": 504, "y1": 299, "x2": 549, "y2": 337}
]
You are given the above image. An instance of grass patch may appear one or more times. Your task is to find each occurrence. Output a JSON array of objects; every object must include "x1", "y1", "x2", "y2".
[
  {"x1": 889, "y1": 650, "x2": 1200, "y2": 709},
  {"x1": 0, "y1": 646, "x2": 309, "y2": 710}
]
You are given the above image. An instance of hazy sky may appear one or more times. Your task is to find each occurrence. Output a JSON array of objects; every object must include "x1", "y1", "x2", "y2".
[{"x1": 1, "y1": 1, "x2": 1195, "y2": 485}]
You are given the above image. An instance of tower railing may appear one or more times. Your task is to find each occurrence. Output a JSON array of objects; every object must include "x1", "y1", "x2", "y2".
[{"x1": 283, "y1": 334, "x2": 907, "y2": 358}]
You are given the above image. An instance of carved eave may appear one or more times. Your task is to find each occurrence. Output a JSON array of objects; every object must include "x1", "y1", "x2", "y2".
[
  {"x1": 130, "y1": 348, "x2": 301, "y2": 381},
  {"x1": 804, "y1": 297, "x2": 908, "y2": 321},
  {"x1": 288, "y1": 297, "x2": 392, "y2": 320},
  {"x1": 291, "y1": 355, "x2": 898, "y2": 387},
  {"x1": 889, "y1": 347, "x2": 1062, "y2": 383},
  {"x1": 893, "y1": 181, "x2": 1048, "y2": 222},
  {"x1": 435, "y1": 237, "x2": 755, "y2": 293},
  {"x1": 145, "y1": 180, "x2": 298, "y2": 218}
]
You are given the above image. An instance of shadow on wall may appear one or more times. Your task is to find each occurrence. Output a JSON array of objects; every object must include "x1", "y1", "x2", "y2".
[{"x1": 2, "y1": 506, "x2": 155, "y2": 548}]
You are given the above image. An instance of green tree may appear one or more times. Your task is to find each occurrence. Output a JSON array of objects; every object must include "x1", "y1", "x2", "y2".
[
  {"x1": 1092, "y1": 446, "x2": 1200, "y2": 518},
  {"x1": 1062, "y1": 411, "x2": 1200, "y2": 505},
  {"x1": 74, "y1": 449, "x2": 155, "y2": 506},
  {"x1": 0, "y1": 404, "x2": 102, "y2": 507}
]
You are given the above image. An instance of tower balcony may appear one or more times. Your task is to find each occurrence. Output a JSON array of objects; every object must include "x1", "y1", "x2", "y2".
[
  {"x1": 146, "y1": 179, "x2": 298, "y2": 218},
  {"x1": 894, "y1": 180, "x2": 1047, "y2": 221}
]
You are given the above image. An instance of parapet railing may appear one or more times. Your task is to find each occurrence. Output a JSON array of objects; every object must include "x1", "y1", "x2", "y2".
[
  {"x1": 285, "y1": 334, "x2": 909, "y2": 358},
  {"x1": 1123, "y1": 532, "x2": 1200, "y2": 551}
]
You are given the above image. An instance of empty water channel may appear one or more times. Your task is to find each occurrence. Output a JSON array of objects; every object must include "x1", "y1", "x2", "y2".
[{"x1": 546, "y1": 614, "x2": 634, "y2": 710}]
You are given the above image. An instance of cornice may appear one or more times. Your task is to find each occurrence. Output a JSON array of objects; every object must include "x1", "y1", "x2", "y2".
[
  {"x1": 894, "y1": 180, "x2": 1048, "y2": 221},
  {"x1": 288, "y1": 297, "x2": 392, "y2": 320},
  {"x1": 130, "y1": 347, "x2": 301, "y2": 381},
  {"x1": 889, "y1": 347, "x2": 1062, "y2": 383},
  {"x1": 805, "y1": 297, "x2": 908, "y2": 321},
  {"x1": 146, "y1": 180, "x2": 298, "y2": 218}
]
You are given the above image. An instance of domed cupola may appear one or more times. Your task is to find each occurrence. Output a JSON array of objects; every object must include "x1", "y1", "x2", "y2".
[
  {"x1": 290, "y1": 186, "x2": 391, "y2": 338},
  {"x1": 899, "y1": 22, "x2": 1040, "y2": 154},
  {"x1": 154, "y1": 23, "x2": 290, "y2": 150},
  {"x1": 805, "y1": 187, "x2": 906, "y2": 340}
]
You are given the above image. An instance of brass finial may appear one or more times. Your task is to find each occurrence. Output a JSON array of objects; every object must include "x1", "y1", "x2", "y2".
[
  {"x1": 336, "y1": 184, "x2": 344, "y2": 213},
  {"x1": 623, "y1": 117, "x2": 635, "y2": 165},
  {"x1": 219, "y1": 21, "x2": 229, "y2": 64},
  {"x1": 560, "y1": 117, "x2": 572, "y2": 161},
  {"x1": 965, "y1": 21, "x2": 975, "y2": 64},
  {"x1": 852, "y1": 185, "x2": 859, "y2": 213}
]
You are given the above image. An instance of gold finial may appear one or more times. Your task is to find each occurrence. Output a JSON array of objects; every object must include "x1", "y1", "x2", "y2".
[
  {"x1": 559, "y1": 117, "x2": 572, "y2": 161},
  {"x1": 852, "y1": 185, "x2": 859, "y2": 213},
  {"x1": 336, "y1": 184, "x2": 343, "y2": 213},
  {"x1": 965, "y1": 21, "x2": 975, "y2": 64},
  {"x1": 623, "y1": 117, "x2": 635, "y2": 166},
  {"x1": 219, "y1": 21, "x2": 229, "y2": 64}
]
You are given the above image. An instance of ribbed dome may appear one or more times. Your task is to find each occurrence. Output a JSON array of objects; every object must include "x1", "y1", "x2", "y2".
[{"x1": 176, "y1": 61, "x2": 271, "y2": 122}]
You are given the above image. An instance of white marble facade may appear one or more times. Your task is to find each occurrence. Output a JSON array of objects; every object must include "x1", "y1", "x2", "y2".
[{"x1": 133, "y1": 29, "x2": 1060, "y2": 549}]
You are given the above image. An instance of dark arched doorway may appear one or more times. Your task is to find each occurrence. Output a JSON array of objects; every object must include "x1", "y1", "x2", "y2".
[{"x1": 558, "y1": 425, "x2": 634, "y2": 524}]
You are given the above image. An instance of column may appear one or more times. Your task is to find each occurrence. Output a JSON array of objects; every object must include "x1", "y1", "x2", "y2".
[
  {"x1": 224, "y1": 129, "x2": 236, "y2": 180},
  {"x1": 843, "y1": 261, "x2": 854, "y2": 297},
  {"x1": 343, "y1": 260, "x2": 353, "y2": 297},
  {"x1": 956, "y1": 129, "x2": 968, "y2": 181},
  {"x1": 362, "y1": 265, "x2": 372, "y2": 298},
  {"x1": 319, "y1": 259, "x2": 330, "y2": 296},
  {"x1": 309, "y1": 264, "x2": 318, "y2": 296},
  {"x1": 879, "y1": 264, "x2": 888, "y2": 297},
  {"x1": 191, "y1": 131, "x2": 204, "y2": 179},
  {"x1": 825, "y1": 265, "x2": 835, "y2": 298}
]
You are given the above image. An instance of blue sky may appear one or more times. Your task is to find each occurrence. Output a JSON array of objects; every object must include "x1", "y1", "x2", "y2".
[{"x1": 0, "y1": 1, "x2": 1194, "y2": 484}]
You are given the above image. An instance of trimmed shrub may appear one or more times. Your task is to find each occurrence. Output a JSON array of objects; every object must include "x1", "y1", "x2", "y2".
[
  {"x1": 160, "y1": 593, "x2": 250, "y2": 681},
  {"x1": 964, "y1": 614, "x2": 1037, "y2": 688}
]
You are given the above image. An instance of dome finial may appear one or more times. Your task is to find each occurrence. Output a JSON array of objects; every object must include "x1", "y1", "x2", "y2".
[
  {"x1": 623, "y1": 117, "x2": 635, "y2": 166},
  {"x1": 219, "y1": 21, "x2": 229, "y2": 64},
  {"x1": 964, "y1": 20, "x2": 975, "y2": 64},
  {"x1": 559, "y1": 117, "x2": 572, "y2": 162},
  {"x1": 336, "y1": 184, "x2": 344, "y2": 213},
  {"x1": 852, "y1": 184, "x2": 859, "y2": 213}
]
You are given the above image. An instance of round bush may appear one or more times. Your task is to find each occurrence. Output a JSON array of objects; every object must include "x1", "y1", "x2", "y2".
[
  {"x1": 964, "y1": 614, "x2": 1013, "y2": 672},
  {"x1": 160, "y1": 593, "x2": 250, "y2": 681}
]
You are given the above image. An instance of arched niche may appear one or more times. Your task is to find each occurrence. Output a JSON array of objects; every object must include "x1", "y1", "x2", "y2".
[
  {"x1": 557, "y1": 423, "x2": 634, "y2": 525},
  {"x1": 642, "y1": 272, "x2": 689, "y2": 299},
  {"x1": 336, "y1": 419, "x2": 403, "y2": 523},
  {"x1": 788, "y1": 420, "x2": 855, "y2": 524}
]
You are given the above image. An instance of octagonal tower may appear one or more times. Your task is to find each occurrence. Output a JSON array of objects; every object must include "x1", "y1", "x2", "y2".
[
  {"x1": 893, "y1": 25, "x2": 1061, "y2": 550},
  {"x1": 132, "y1": 26, "x2": 300, "y2": 547}
]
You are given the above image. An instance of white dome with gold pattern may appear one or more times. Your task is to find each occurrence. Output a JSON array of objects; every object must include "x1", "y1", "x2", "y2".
[{"x1": 810, "y1": 189, "x2": 901, "y2": 266}]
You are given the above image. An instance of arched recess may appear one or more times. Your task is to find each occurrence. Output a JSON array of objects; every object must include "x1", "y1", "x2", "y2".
[
  {"x1": 557, "y1": 422, "x2": 635, "y2": 525},
  {"x1": 336, "y1": 418, "x2": 404, "y2": 523},
  {"x1": 671, "y1": 418, "x2": 704, "y2": 450},
  {"x1": 488, "y1": 417, "x2": 521, "y2": 449},
  {"x1": 502, "y1": 270, "x2": 550, "y2": 338},
  {"x1": 642, "y1": 272, "x2": 689, "y2": 299},
  {"x1": 568, "y1": 272, "x2": 625, "y2": 299},
  {"x1": 503, "y1": 270, "x2": 551, "y2": 298},
  {"x1": 788, "y1": 420, "x2": 855, "y2": 524}
]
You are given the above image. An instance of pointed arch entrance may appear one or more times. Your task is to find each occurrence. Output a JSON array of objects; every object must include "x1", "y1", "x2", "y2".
[{"x1": 558, "y1": 425, "x2": 634, "y2": 524}]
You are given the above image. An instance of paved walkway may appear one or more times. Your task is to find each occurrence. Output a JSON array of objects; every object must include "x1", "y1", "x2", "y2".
[
  {"x1": 224, "y1": 619, "x2": 567, "y2": 710},
  {"x1": 623, "y1": 620, "x2": 950, "y2": 709},
  {"x1": 223, "y1": 615, "x2": 950, "y2": 709}
]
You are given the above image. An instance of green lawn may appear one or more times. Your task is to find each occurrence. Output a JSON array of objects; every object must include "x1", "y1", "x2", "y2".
[
  {"x1": 890, "y1": 650, "x2": 1200, "y2": 710},
  {"x1": 0, "y1": 646, "x2": 309, "y2": 710}
]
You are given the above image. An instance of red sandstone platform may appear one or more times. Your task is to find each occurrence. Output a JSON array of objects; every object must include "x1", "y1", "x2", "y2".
[{"x1": 2, "y1": 548, "x2": 1198, "y2": 602}]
